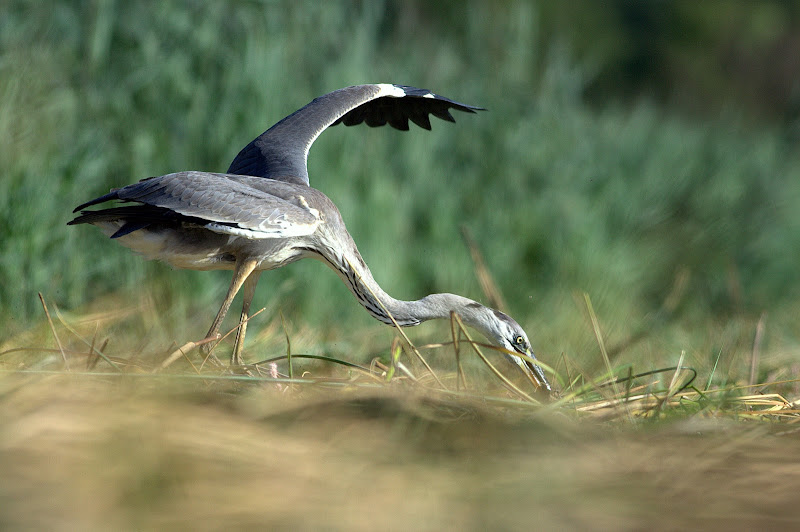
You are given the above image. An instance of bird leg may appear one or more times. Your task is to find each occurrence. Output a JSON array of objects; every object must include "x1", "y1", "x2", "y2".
[
  {"x1": 231, "y1": 270, "x2": 262, "y2": 367},
  {"x1": 201, "y1": 258, "x2": 259, "y2": 363}
]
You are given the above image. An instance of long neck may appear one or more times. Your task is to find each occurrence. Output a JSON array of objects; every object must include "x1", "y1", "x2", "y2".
[{"x1": 309, "y1": 237, "x2": 475, "y2": 328}]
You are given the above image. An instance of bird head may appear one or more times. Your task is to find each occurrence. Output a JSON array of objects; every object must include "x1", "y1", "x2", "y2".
[{"x1": 458, "y1": 304, "x2": 551, "y2": 392}]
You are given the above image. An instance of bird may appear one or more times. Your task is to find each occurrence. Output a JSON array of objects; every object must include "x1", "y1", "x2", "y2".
[{"x1": 68, "y1": 83, "x2": 550, "y2": 391}]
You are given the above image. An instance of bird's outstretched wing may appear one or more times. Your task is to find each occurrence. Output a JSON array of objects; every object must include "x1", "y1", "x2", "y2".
[
  {"x1": 69, "y1": 171, "x2": 319, "y2": 239},
  {"x1": 227, "y1": 84, "x2": 483, "y2": 186}
]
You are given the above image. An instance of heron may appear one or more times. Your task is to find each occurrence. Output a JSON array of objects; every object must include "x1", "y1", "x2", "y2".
[{"x1": 68, "y1": 84, "x2": 550, "y2": 391}]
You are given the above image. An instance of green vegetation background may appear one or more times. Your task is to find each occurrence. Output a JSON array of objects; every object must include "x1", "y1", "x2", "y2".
[{"x1": 2, "y1": 1, "x2": 799, "y2": 380}]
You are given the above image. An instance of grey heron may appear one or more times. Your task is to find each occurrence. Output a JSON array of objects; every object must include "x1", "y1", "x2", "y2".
[{"x1": 69, "y1": 84, "x2": 550, "y2": 391}]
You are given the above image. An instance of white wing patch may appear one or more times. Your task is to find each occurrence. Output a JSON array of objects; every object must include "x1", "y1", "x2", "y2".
[
  {"x1": 205, "y1": 220, "x2": 317, "y2": 239},
  {"x1": 375, "y1": 83, "x2": 407, "y2": 98}
]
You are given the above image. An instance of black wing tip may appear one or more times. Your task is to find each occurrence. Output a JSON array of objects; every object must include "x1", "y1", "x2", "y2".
[
  {"x1": 66, "y1": 210, "x2": 98, "y2": 227},
  {"x1": 390, "y1": 84, "x2": 486, "y2": 113},
  {"x1": 72, "y1": 189, "x2": 121, "y2": 213},
  {"x1": 67, "y1": 210, "x2": 149, "y2": 238},
  {"x1": 330, "y1": 83, "x2": 485, "y2": 131}
]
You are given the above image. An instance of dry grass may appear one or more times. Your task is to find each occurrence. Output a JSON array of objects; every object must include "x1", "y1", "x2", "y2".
[
  {"x1": 1, "y1": 372, "x2": 800, "y2": 531},
  {"x1": 2, "y1": 296, "x2": 800, "y2": 530}
]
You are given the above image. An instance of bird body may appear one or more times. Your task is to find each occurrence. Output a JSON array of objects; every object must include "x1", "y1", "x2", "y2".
[{"x1": 69, "y1": 84, "x2": 550, "y2": 391}]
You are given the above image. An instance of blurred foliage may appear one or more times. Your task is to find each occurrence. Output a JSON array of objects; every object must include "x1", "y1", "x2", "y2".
[
  {"x1": 537, "y1": 0, "x2": 800, "y2": 125},
  {"x1": 1, "y1": 1, "x2": 799, "y2": 375}
]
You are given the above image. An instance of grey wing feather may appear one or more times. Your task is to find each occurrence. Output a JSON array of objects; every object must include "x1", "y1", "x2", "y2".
[
  {"x1": 80, "y1": 172, "x2": 319, "y2": 238},
  {"x1": 227, "y1": 84, "x2": 483, "y2": 185}
]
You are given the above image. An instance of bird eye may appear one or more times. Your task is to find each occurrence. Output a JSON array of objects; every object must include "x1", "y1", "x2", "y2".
[{"x1": 515, "y1": 335, "x2": 525, "y2": 346}]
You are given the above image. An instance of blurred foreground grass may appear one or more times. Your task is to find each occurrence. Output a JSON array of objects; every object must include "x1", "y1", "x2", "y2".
[
  {"x1": 2, "y1": 294, "x2": 799, "y2": 530},
  {"x1": 2, "y1": 374, "x2": 799, "y2": 531}
]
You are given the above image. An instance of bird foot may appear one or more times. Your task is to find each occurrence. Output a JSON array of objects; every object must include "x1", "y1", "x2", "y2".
[
  {"x1": 230, "y1": 362, "x2": 255, "y2": 377},
  {"x1": 198, "y1": 335, "x2": 227, "y2": 369}
]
